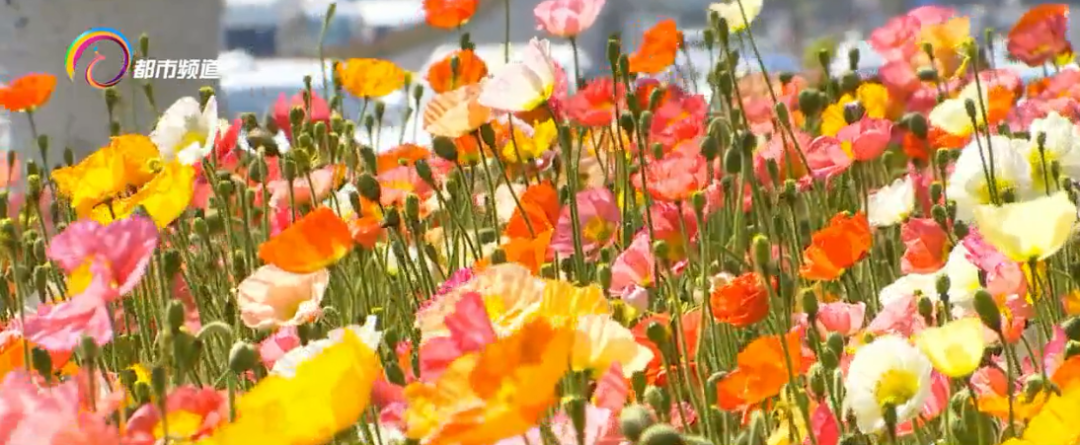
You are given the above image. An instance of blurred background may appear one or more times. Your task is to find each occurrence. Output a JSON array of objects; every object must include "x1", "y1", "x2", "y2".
[{"x1": 1, "y1": 0, "x2": 1078, "y2": 156}]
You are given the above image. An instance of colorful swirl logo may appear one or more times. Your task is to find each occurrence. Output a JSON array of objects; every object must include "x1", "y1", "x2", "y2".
[{"x1": 64, "y1": 27, "x2": 133, "y2": 89}]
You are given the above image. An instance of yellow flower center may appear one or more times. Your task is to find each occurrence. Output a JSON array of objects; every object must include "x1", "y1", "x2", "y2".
[
  {"x1": 841, "y1": 141, "x2": 855, "y2": 159},
  {"x1": 66, "y1": 260, "x2": 95, "y2": 298},
  {"x1": 153, "y1": 410, "x2": 205, "y2": 442},
  {"x1": 178, "y1": 131, "x2": 207, "y2": 154},
  {"x1": 975, "y1": 179, "x2": 1017, "y2": 205},
  {"x1": 583, "y1": 217, "x2": 614, "y2": 244},
  {"x1": 874, "y1": 369, "x2": 920, "y2": 408},
  {"x1": 146, "y1": 157, "x2": 164, "y2": 175},
  {"x1": 1028, "y1": 151, "x2": 1059, "y2": 193}
]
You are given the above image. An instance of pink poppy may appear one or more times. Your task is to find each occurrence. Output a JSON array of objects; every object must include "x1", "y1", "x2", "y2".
[
  {"x1": 46, "y1": 216, "x2": 158, "y2": 298},
  {"x1": 649, "y1": 93, "x2": 708, "y2": 153},
  {"x1": 866, "y1": 293, "x2": 929, "y2": 338},
  {"x1": 235, "y1": 265, "x2": 329, "y2": 330},
  {"x1": 837, "y1": 117, "x2": 893, "y2": 161},
  {"x1": 264, "y1": 165, "x2": 341, "y2": 207},
  {"x1": 125, "y1": 386, "x2": 228, "y2": 445},
  {"x1": 0, "y1": 370, "x2": 120, "y2": 445},
  {"x1": 752, "y1": 130, "x2": 814, "y2": 188},
  {"x1": 417, "y1": 292, "x2": 495, "y2": 381},
  {"x1": 896, "y1": 372, "x2": 950, "y2": 436},
  {"x1": 962, "y1": 228, "x2": 1028, "y2": 298},
  {"x1": 814, "y1": 301, "x2": 866, "y2": 338},
  {"x1": 533, "y1": 0, "x2": 607, "y2": 38},
  {"x1": 609, "y1": 234, "x2": 655, "y2": 310},
  {"x1": 868, "y1": 13, "x2": 921, "y2": 60},
  {"x1": 801, "y1": 136, "x2": 854, "y2": 182},
  {"x1": 810, "y1": 404, "x2": 841, "y2": 445},
  {"x1": 564, "y1": 76, "x2": 625, "y2": 127},
  {"x1": 257, "y1": 326, "x2": 301, "y2": 370},
  {"x1": 549, "y1": 187, "x2": 620, "y2": 258},
  {"x1": 22, "y1": 268, "x2": 115, "y2": 352}
]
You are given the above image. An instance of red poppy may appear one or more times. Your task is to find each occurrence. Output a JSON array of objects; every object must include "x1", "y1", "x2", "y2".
[{"x1": 1007, "y1": 4, "x2": 1072, "y2": 67}]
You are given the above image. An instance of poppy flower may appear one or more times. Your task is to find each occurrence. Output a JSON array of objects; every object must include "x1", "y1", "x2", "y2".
[
  {"x1": 377, "y1": 144, "x2": 431, "y2": 175},
  {"x1": 627, "y1": 19, "x2": 682, "y2": 74},
  {"x1": 348, "y1": 215, "x2": 385, "y2": 250},
  {"x1": 423, "y1": 0, "x2": 479, "y2": 29},
  {"x1": 799, "y1": 212, "x2": 873, "y2": 281},
  {"x1": 533, "y1": 0, "x2": 607, "y2": 38},
  {"x1": 258, "y1": 207, "x2": 355, "y2": 274},
  {"x1": 151, "y1": 96, "x2": 219, "y2": 166},
  {"x1": 423, "y1": 84, "x2": 492, "y2": 139},
  {"x1": 710, "y1": 272, "x2": 769, "y2": 328},
  {"x1": 716, "y1": 329, "x2": 809, "y2": 411},
  {"x1": 337, "y1": 58, "x2": 409, "y2": 98},
  {"x1": 549, "y1": 187, "x2": 620, "y2": 258},
  {"x1": 1007, "y1": 4, "x2": 1073, "y2": 67},
  {"x1": 51, "y1": 134, "x2": 197, "y2": 228},
  {"x1": 708, "y1": 0, "x2": 763, "y2": 33},
  {"x1": 632, "y1": 309, "x2": 702, "y2": 386},
  {"x1": 501, "y1": 229, "x2": 554, "y2": 274},
  {"x1": 634, "y1": 153, "x2": 709, "y2": 202},
  {"x1": 273, "y1": 91, "x2": 331, "y2": 139},
  {"x1": 427, "y1": 49, "x2": 489, "y2": 94},
  {"x1": 403, "y1": 318, "x2": 576, "y2": 445},
  {"x1": 124, "y1": 386, "x2": 229, "y2": 445},
  {"x1": 504, "y1": 181, "x2": 561, "y2": 239},
  {"x1": 900, "y1": 218, "x2": 950, "y2": 274},
  {"x1": 478, "y1": 38, "x2": 558, "y2": 112},
  {"x1": 0, "y1": 72, "x2": 56, "y2": 112},
  {"x1": 564, "y1": 76, "x2": 625, "y2": 127},
  {"x1": 235, "y1": 265, "x2": 329, "y2": 330},
  {"x1": 199, "y1": 325, "x2": 383, "y2": 445}
]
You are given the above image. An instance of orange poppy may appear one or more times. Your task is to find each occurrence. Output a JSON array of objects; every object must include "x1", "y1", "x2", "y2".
[
  {"x1": 716, "y1": 330, "x2": 807, "y2": 411},
  {"x1": 976, "y1": 366, "x2": 1051, "y2": 421},
  {"x1": 337, "y1": 59, "x2": 408, "y2": 98},
  {"x1": 258, "y1": 206, "x2": 355, "y2": 273},
  {"x1": 1007, "y1": 4, "x2": 1073, "y2": 67},
  {"x1": 0, "y1": 333, "x2": 76, "y2": 380},
  {"x1": 799, "y1": 212, "x2": 872, "y2": 281},
  {"x1": 348, "y1": 215, "x2": 385, "y2": 250},
  {"x1": 501, "y1": 229, "x2": 553, "y2": 274},
  {"x1": 403, "y1": 317, "x2": 575, "y2": 445},
  {"x1": 710, "y1": 272, "x2": 770, "y2": 328},
  {"x1": 901, "y1": 129, "x2": 932, "y2": 162},
  {"x1": 0, "y1": 73, "x2": 56, "y2": 112},
  {"x1": 1053, "y1": 355, "x2": 1080, "y2": 391},
  {"x1": 423, "y1": 0, "x2": 479, "y2": 29},
  {"x1": 423, "y1": 84, "x2": 492, "y2": 139},
  {"x1": 427, "y1": 49, "x2": 489, "y2": 94},
  {"x1": 377, "y1": 144, "x2": 431, "y2": 174},
  {"x1": 504, "y1": 181, "x2": 561, "y2": 239},
  {"x1": 628, "y1": 19, "x2": 683, "y2": 75},
  {"x1": 632, "y1": 309, "x2": 702, "y2": 386}
]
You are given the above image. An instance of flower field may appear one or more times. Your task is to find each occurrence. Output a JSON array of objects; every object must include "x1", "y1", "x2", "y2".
[{"x1": 3, "y1": 1, "x2": 1080, "y2": 444}]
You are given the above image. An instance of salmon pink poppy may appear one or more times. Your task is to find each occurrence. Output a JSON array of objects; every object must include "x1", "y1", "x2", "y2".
[
  {"x1": 46, "y1": 215, "x2": 159, "y2": 298},
  {"x1": 1007, "y1": 4, "x2": 1073, "y2": 67},
  {"x1": 564, "y1": 77, "x2": 625, "y2": 127},
  {"x1": 236, "y1": 265, "x2": 329, "y2": 330},
  {"x1": 900, "y1": 218, "x2": 950, "y2": 274},
  {"x1": 836, "y1": 117, "x2": 894, "y2": 162},
  {"x1": 609, "y1": 234, "x2": 655, "y2": 310},
  {"x1": 258, "y1": 326, "x2": 301, "y2": 370},
  {"x1": 634, "y1": 153, "x2": 708, "y2": 202},
  {"x1": 478, "y1": 38, "x2": 559, "y2": 113}
]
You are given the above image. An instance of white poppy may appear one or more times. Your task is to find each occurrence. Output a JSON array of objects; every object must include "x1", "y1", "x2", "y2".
[
  {"x1": 844, "y1": 335, "x2": 933, "y2": 434},
  {"x1": 151, "y1": 96, "x2": 220, "y2": 166}
]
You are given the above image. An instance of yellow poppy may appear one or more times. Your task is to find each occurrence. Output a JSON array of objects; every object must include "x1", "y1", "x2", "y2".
[
  {"x1": 198, "y1": 328, "x2": 382, "y2": 445},
  {"x1": 914, "y1": 317, "x2": 986, "y2": 378},
  {"x1": 337, "y1": 58, "x2": 408, "y2": 99},
  {"x1": 973, "y1": 191, "x2": 1078, "y2": 262},
  {"x1": 51, "y1": 134, "x2": 195, "y2": 228}
]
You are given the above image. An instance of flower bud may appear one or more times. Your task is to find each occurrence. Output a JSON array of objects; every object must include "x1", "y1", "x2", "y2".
[
  {"x1": 751, "y1": 234, "x2": 771, "y2": 271},
  {"x1": 357, "y1": 173, "x2": 382, "y2": 203},
  {"x1": 640, "y1": 424, "x2": 684, "y2": 445},
  {"x1": 1063, "y1": 317, "x2": 1080, "y2": 341},
  {"x1": 228, "y1": 341, "x2": 259, "y2": 374},
  {"x1": 973, "y1": 289, "x2": 1002, "y2": 333},
  {"x1": 31, "y1": 347, "x2": 52, "y2": 380},
  {"x1": 619, "y1": 404, "x2": 655, "y2": 442},
  {"x1": 166, "y1": 299, "x2": 186, "y2": 333}
]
